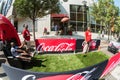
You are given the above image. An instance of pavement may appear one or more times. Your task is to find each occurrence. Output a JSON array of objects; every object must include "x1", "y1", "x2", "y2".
[
  {"x1": 0, "y1": 52, "x2": 9, "y2": 80},
  {"x1": 0, "y1": 32, "x2": 117, "y2": 80}
]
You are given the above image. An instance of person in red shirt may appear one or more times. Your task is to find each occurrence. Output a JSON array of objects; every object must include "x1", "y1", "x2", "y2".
[
  {"x1": 22, "y1": 25, "x2": 31, "y2": 49},
  {"x1": 85, "y1": 27, "x2": 92, "y2": 43},
  {"x1": 83, "y1": 27, "x2": 92, "y2": 54},
  {"x1": 22, "y1": 25, "x2": 30, "y2": 41}
]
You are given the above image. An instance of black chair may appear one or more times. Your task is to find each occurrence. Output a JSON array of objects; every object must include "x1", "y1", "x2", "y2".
[
  {"x1": 2, "y1": 47, "x2": 23, "y2": 68},
  {"x1": 3, "y1": 46, "x2": 34, "y2": 69}
]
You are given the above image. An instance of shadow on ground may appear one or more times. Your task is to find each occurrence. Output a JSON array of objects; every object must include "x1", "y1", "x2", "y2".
[
  {"x1": 0, "y1": 59, "x2": 6, "y2": 66},
  {"x1": 0, "y1": 54, "x2": 6, "y2": 58},
  {"x1": 0, "y1": 59, "x2": 7, "y2": 78},
  {"x1": 23, "y1": 58, "x2": 47, "y2": 69},
  {"x1": 0, "y1": 73, "x2": 7, "y2": 78}
]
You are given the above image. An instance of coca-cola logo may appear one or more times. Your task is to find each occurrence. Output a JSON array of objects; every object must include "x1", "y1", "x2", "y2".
[
  {"x1": 67, "y1": 67, "x2": 97, "y2": 80},
  {"x1": 90, "y1": 41, "x2": 96, "y2": 46},
  {"x1": 37, "y1": 42, "x2": 75, "y2": 52},
  {"x1": 22, "y1": 74, "x2": 36, "y2": 80},
  {"x1": 82, "y1": 40, "x2": 96, "y2": 47}
]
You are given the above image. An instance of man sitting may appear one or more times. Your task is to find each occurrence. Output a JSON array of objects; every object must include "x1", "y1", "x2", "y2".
[{"x1": 10, "y1": 42, "x2": 34, "y2": 61}]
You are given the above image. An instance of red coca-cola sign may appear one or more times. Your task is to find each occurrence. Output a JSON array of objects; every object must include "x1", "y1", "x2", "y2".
[{"x1": 35, "y1": 38, "x2": 76, "y2": 52}]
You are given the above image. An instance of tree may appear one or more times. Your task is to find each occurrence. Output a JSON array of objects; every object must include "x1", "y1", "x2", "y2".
[
  {"x1": 90, "y1": 0, "x2": 105, "y2": 30},
  {"x1": 90, "y1": 0, "x2": 119, "y2": 40},
  {"x1": 113, "y1": 8, "x2": 120, "y2": 34},
  {"x1": 13, "y1": 0, "x2": 60, "y2": 41},
  {"x1": 114, "y1": 16, "x2": 120, "y2": 34}
]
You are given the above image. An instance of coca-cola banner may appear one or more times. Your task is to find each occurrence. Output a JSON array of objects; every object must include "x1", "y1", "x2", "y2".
[
  {"x1": 2, "y1": 60, "x2": 108, "y2": 80},
  {"x1": 35, "y1": 38, "x2": 76, "y2": 52},
  {"x1": 100, "y1": 52, "x2": 120, "y2": 78},
  {"x1": 2, "y1": 53, "x2": 120, "y2": 80}
]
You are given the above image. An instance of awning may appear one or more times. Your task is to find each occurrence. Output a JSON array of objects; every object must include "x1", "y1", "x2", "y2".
[{"x1": 51, "y1": 14, "x2": 68, "y2": 18}]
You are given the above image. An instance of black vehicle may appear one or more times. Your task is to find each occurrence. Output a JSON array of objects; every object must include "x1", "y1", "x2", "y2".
[{"x1": 108, "y1": 38, "x2": 120, "y2": 54}]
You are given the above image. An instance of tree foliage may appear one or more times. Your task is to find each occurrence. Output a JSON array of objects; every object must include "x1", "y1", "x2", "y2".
[
  {"x1": 114, "y1": 16, "x2": 120, "y2": 32},
  {"x1": 14, "y1": 0, "x2": 60, "y2": 41},
  {"x1": 91, "y1": 0, "x2": 119, "y2": 25},
  {"x1": 90, "y1": 0, "x2": 119, "y2": 40}
]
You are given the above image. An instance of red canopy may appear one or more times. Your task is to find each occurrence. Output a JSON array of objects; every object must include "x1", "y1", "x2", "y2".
[
  {"x1": 0, "y1": 14, "x2": 21, "y2": 46},
  {"x1": 51, "y1": 14, "x2": 68, "y2": 18}
]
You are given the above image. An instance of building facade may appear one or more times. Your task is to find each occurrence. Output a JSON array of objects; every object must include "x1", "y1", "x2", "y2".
[{"x1": 5, "y1": 0, "x2": 95, "y2": 36}]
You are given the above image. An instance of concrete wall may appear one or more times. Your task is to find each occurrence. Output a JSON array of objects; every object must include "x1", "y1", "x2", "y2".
[
  {"x1": 17, "y1": 14, "x2": 50, "y2": 36},
  {"x1": 36, "y1": 15, "x2": 51, "y2": 36},
  {"x1": 18, "y1": 18, "x2": 33, "y2": 33}
]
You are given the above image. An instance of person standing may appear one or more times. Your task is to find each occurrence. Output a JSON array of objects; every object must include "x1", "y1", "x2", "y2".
[
  {"x1": 83, "y1": 27, "x2": 92, "y2": 54},
  {"x1": 43, "y1": 27, "x2": 47, "y2": 35},
  {"x1": 22, "y1": 24, "x2": 31, "y2": 49},
  {"x1": 54, "y1": 24, "x2": 58, "y2": 35},
  {"x1": 102, "y1": 30, "x2": 104, "y2": 38}
]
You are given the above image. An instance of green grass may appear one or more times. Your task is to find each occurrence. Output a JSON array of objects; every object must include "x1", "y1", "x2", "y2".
[{"x1": 28, "y1": 51, "x2": 109, "y2": 72}]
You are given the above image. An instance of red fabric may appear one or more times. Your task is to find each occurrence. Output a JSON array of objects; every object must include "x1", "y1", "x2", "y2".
[
  {"x1": 0, "y1": 14, "x2": 21, "y2": 45},
  {"x1": 85, "y1": 30, "x2": 92, "y2": 42},
  {"x1": 22, "y1": 29, "x2": 30, "y2": 41},
  {"x1": 37, "y1": 74, "x2": 85, "y2": 80}
]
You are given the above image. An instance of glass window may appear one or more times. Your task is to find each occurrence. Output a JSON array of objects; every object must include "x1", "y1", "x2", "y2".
[{"x1": 70, "y1": 5, "x2": 88, "y2": 31}]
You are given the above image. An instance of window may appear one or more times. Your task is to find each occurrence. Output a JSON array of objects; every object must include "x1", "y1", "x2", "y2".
[{"x1": 70, "y1": 5, "x2": 88, "y2": 31}]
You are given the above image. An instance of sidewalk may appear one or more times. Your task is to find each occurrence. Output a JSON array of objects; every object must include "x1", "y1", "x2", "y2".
[
  {"x1": 0, "y1": 51, "x2": 9, "y2": 80},
  {"x1": 18, "y1": 31, "x2": 116, "y2": 42}
]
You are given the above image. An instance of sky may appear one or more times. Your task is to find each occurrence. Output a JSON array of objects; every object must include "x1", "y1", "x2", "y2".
[{"x1": 114, "y1": 0, "x2": 120, "y2": 9}]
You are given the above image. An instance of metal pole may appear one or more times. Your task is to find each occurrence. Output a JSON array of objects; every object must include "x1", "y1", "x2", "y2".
[
  {"x1": 76, "y1": 6, "x2": 77, "y2": 33},
  {"x1": 82, "y1": 0, "x2": 87, "y2": 31},
  {"x1": 83, "y1": 6, "x2": 84, "y2": 31}
]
